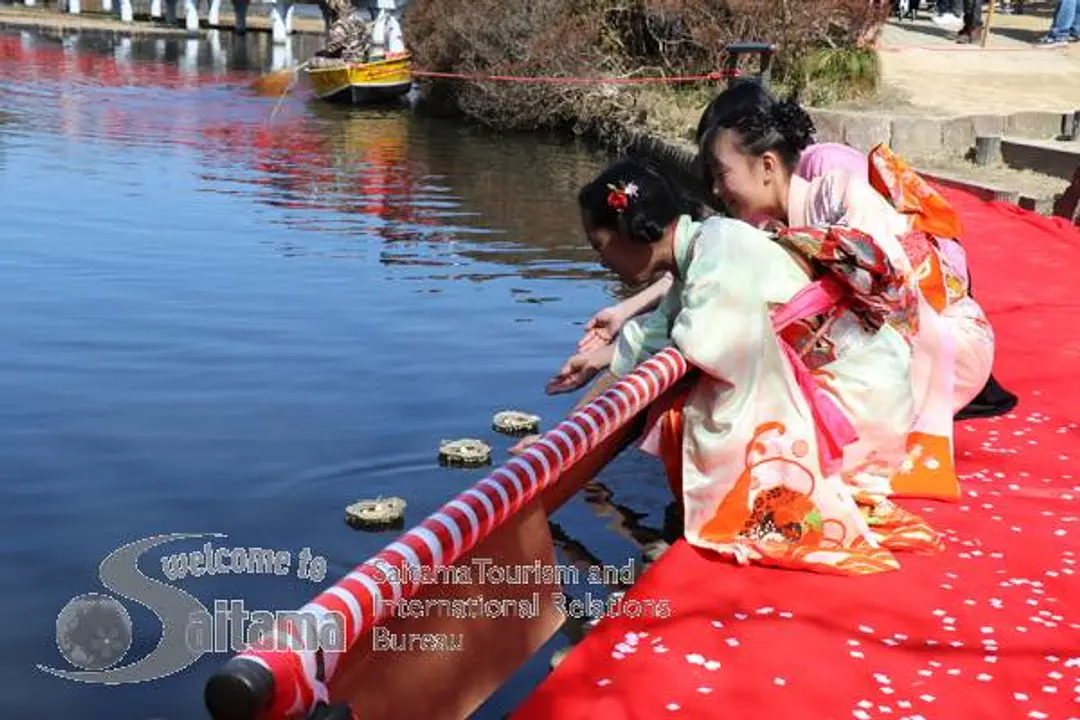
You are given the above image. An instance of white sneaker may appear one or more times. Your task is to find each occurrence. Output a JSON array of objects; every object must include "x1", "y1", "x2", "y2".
[{"x1": 932, "y1": 12, "x2": 964, "y2": 29}]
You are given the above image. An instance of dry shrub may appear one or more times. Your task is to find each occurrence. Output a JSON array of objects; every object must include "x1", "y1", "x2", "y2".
[
  {"x1": 404, "y1": 0, "x2": 637, "y2": 141},
  {"x1": 404, "y1": 0, "x2": 890, "y2": 140}
]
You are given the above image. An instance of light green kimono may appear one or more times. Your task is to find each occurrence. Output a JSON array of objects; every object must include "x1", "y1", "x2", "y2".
[{"x1": 610, "y1": 215, "x2": 930, "y2": 574}]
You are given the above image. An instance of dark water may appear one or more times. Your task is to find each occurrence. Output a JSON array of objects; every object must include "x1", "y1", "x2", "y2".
[{"x1": 0, "y1": 28, "x2": 675, "y2": 719}]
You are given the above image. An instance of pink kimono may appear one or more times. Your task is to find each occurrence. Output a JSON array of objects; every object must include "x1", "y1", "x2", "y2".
[
  {"x1": 788, "y1": 171, "x2": 963, "y2": 503},
  {"x1": 797, "y1": 143, "x2": 994, "y2": 413},
  {"x1": 796, "y1": 143, "x2": 867, "y2": 183}
]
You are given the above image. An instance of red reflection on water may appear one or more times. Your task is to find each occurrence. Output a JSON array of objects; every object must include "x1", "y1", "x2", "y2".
[
  {"x1": 0, "y1": 34, "x2": 252, "y2": 88},
  {"x1": 215, "y1": 117, "x2": 441, "y2": 233},
  {"x1": 2, "y1": 32, "x2": 449, "y2": 240}
]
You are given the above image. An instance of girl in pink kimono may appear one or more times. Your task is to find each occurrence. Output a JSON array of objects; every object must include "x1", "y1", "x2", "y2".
[
  {"x1": 550, "y1": 158, "x2": 941, "y2": 575},
  {"x1": 697, "y1": 94, "x2": 963, "y2": 504}
]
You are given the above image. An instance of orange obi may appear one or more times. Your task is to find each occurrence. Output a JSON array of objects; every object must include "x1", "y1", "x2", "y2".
[{"x1": 868, "y1": 144, "x2": 967, "y2": 313}]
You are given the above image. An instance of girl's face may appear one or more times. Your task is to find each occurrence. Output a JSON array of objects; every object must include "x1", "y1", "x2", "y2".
[
  {"x1": 581, "y1": 209, "x2": 656, "y2": 287},
  {"x1": 706, "y1": 128, "x2": 785, "y2": 224}
]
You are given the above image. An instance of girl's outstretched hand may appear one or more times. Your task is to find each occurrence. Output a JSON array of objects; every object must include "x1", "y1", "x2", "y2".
[
  {"x1": 546, "y1": 352, "x2": 602, "y2": 395},
  {"x1": 577, "y1": 305, "x2": 627, "y2": 354}
]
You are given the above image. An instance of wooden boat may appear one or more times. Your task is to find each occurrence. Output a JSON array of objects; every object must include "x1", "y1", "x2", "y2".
[{"x1": 305, "y1": 53, "x2": 413, "y2": 106}]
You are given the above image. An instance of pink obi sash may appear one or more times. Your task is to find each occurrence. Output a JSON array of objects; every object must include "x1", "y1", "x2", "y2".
[
  {"x1": 639, "y1": 276, "x2": 859, "y2": 475},
  {"x1": 770, "y1": 276, "x2": 859, "y2": 475}
]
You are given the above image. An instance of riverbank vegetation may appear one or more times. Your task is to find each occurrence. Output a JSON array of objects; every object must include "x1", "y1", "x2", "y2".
[{"x1": 403, "y1": 0, "x2": 887, "y2": 146}]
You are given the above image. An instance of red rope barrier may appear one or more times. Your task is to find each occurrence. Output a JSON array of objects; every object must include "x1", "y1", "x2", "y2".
[{"x1": 410, "y1": 69, "x2": 740, "y2": 85}]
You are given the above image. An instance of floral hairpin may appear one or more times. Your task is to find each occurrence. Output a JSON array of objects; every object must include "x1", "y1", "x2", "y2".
[{"x1": 606, "y1": 181, "x2": 639, "y2": 213}]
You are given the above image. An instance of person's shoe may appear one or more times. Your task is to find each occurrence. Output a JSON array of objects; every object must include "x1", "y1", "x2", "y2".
[
  {"x1": 1033, "y1": 34, "x2": 1070, "y2": 47},
  {"x1": 954, "y1": 374, "x2": 1019, "y2": 421},
  {"x1": 956, "y1": 26, "x2": 984, "y2": 43},
  {"x1": 932, "y1": 12, "x2": 964, "y2": 29}
]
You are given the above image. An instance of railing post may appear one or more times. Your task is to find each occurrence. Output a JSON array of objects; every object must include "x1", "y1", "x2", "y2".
[
  {"x1": 722, "y1": 42, "x2": 778, "y2": 89},
  {"x1": 234, "y1": 0, "x2": 250, "y2": 34},
  {"x1": 184, "y1": 0, "x2": 200, "y2": 33}
]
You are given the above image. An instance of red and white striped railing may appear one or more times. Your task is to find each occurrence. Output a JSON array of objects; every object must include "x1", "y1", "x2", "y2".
[{"x1": 205, "y1": 347, "x2": 690, "y2": 720}]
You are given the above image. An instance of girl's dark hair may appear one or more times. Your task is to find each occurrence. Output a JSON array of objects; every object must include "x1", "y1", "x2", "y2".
[
  {"x1": 697, "y1": 79, "x2": 816, "y2": 173},
  {"x1": 695, "y1": 79, "x2": 775, "y2": 144},
  {"x1": 577, "y1": 157, "x2": 696, "y2": 244}
]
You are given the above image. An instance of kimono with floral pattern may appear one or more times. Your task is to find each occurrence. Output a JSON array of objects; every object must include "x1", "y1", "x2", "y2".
[
  {"x1": 612, "y1": 215, "x2": 942, "y2": 576},
  {"x1": 788, "y1": 169, "x2": 965, "y2": 505},
  {"x1": 867, "y1": 145, "x2": 995, "y2": 411}
]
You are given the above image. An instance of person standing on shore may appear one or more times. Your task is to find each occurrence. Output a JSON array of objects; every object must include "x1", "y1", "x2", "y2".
[
  {"x1": 1032, "y1": 0, "x2": 1080, "y2": 45},
  {"x1": 931, "y1": 0, "x2": 965, "y2": 29},
  {"x1": 956, "y1": 0, "x2": 986, "y2": 43}
]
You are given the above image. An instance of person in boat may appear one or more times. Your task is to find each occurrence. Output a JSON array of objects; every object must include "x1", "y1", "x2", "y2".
[
  {"x1": 523, "y1": 157, "x2": 941, "y2": 574},
  {"x1": 310, "y1": 0, "x2": 373, "y2": 67},
  {"x1": 567, "y1": 80, "x2": 1016, "y2": 422}
]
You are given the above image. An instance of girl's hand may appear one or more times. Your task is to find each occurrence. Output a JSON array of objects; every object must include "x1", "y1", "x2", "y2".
[
  {"x1": 546, "y1": 352, "x2": 603, "y2": 395},
  {"x1": 577, "y1": 305, "x2": 627, "y2": 354}
]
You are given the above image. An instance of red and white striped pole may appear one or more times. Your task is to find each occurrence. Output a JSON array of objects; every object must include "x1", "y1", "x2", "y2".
[{"x1": 205, "y1": 347, "x2": 690, "y2": 720}]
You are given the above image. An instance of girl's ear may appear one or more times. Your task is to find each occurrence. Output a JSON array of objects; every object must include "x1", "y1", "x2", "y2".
[{"x1": 759, "y1": 151, "x2": 782, "y2": 184}]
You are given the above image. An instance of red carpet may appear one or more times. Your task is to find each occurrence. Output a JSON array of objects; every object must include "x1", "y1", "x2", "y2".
[{"x1": 514, "y1": 189, "x2": 1080, "y2": 720}]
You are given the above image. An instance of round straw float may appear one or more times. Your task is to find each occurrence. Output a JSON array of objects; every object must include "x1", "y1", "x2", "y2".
[
  {"x1": 492, "y1": 410, "x2": 542, "y2": 435},
  {"x1": 344, "y1": 497, "x2": 407, "y2": 531},
  {"x1": 438, "y1": 438, "x2": 492, "y2": 467}
]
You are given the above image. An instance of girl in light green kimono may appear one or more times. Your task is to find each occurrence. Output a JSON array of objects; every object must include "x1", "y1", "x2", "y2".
[{"x1": 531, "y1": 158, "x2": 943, "y2": 575}]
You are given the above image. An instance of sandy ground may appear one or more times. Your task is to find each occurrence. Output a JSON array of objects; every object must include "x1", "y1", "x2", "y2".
[
  {"x1": 876, "y1": 9, "x2": 1080, "y2": 115},
  {"x1": 841, "y1": 6, "x2": 1080, "y2": 207}
]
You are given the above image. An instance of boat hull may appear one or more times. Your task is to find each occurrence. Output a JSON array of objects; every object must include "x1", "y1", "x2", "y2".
[{"x1": 306, "y1": 54, "x2": 413, "y2": 106}]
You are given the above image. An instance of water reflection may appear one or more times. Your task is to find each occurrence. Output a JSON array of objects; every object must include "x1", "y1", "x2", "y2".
[
  {"x1": 1, "y1": 28, "x2": 611, "y2": 280},
  {"x1": 192, "y1": 106, "x2": 612, "y2": 279}
]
